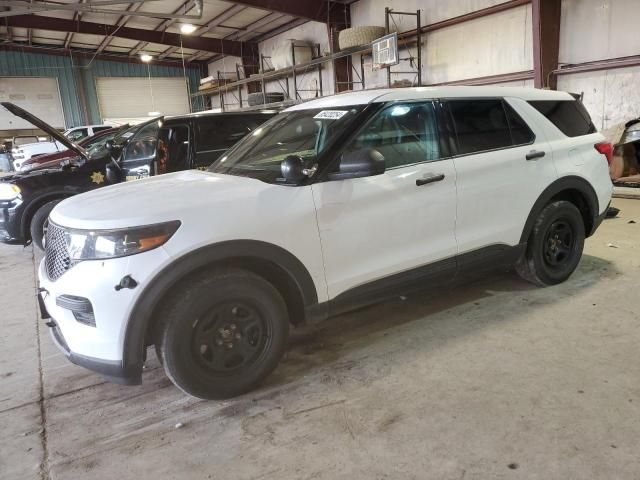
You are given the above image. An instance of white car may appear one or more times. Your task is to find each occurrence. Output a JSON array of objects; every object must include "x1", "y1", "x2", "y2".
[
  {"x1": 38, "y1": 87, "x2": 613, "y2": 399},
  {"x1": 11, "y1": 124, "x2": 111, "y2": 169}
]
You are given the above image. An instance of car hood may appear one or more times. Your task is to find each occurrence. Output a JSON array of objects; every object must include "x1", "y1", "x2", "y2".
[
  {"x1": 1, "y1": 166, "x2": 65, "y2": 182},
  {"x1": 1, "y1": 102, "x2": 87, "y2": 158},
  {"x1": 51, "y1": 170, "x2": 273, "y2": 230}
]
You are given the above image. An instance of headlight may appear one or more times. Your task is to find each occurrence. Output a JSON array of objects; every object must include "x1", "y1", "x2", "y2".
[
  {"x1": 63, "y1": 220, "x2": 181, "y2": 261},
  {"x1": 0, "y1": 183, "x2": 21, "y2": 201}
]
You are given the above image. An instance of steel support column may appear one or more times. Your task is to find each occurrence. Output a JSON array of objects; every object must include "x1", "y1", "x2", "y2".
[{"x1": 532, "y1": 0, "x2": 561, "y2": 89}]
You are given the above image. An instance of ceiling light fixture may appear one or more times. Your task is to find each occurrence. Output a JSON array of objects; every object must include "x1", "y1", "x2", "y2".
[
  {"x1": 180, "y1": 23, "x2": 197, "y2": 35},
  {"x1": 140, "y1": 53, "x2": 153, "y2": 63}
]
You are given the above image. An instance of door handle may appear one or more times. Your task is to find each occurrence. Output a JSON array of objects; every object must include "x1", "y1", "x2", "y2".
[
  {"x1": 526, "y1": 150, "x2": 546, "y2": 161},
  {"x1": 416, "y1": 173, "x2": 445, "y2": 186}
]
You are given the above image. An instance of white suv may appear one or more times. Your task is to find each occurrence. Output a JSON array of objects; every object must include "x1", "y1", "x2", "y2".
[{"x1": 37, "y1": 87, "x2": 612, "y2": 399}]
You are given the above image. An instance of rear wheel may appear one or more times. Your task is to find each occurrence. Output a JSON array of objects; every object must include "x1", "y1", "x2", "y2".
[
  {"x1": 30, "y1": 200, "x2": 61, "y2": 251},
  {"x1": 156, "y1": 269, "x2": 289, "y2": 400},
  {"x1": 516, "y1": 200, "x2": 585, "y2": 286}
]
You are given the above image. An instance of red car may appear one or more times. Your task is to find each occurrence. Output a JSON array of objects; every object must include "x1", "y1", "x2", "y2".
[{"x1": 20, "y1": 126, "x2": 126, "y2": 171}]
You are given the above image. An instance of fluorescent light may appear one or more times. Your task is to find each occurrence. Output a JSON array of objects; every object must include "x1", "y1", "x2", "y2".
[
  {"x1": 140, "y1": 54, "x2": 153, "y2": 63},
  {"x1": 180, "y1": 23, "x2": 197, "y2": 35}
]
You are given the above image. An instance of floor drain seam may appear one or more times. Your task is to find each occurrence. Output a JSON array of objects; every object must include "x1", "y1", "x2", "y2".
[{"x1": 31, "y1": 248, "x2": 51, "y2": 480}]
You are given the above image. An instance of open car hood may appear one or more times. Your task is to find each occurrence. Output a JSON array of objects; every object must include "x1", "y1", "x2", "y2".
[{"x1": 1, "y1": 102, "x2": 87, "y2": 159}]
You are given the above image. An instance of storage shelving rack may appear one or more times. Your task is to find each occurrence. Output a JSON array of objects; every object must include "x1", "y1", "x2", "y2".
[{"x1": 190, "y1": 9, "x2": 423, "y2": 112}]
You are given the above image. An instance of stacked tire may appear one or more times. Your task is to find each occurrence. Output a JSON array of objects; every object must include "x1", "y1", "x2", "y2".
[
  {"x1": 338, "y1": 26, "x2": 386, "y2": 50},
  {"x1": 247, "y1": 92, "x2": 286, "y2": 107}
]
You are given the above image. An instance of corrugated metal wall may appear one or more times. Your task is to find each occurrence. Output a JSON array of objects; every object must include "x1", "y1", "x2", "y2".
[
  {"x1": 0, "y1": 49, "x2": 83, "y2": 127},
  {"x1": 0, "y1": 49, "x2": 202, "y2": 127}
]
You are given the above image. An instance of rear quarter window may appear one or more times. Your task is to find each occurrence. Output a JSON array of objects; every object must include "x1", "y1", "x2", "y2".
[{"x1": 528, "y1": 100, "x2": 596, "y2": 137}]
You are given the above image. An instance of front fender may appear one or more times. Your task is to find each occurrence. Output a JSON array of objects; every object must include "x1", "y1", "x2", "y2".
[{"x1": 122, "y1": 240, "x2": 318, "y2": 378}]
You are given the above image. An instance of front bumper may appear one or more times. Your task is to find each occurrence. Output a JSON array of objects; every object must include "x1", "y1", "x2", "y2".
[{"x1": 38, "y1": 246, "x2": 172, "y2": 384}]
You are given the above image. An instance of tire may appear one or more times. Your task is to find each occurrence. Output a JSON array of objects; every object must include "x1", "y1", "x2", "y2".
[
  {"x1": 156, "y1": 269, "x2": 289, "y2": 400},
  {"x1": 516, "y1": 200, "x2": 585, "y2": 287},
  {"x1": 30, "y1": 200, "x2": 61, "y2": 251},
  {"x1": 247, "y1": 92, "x2": 285, "y2": 106},
  {"x1": 338, "y1": 26, "x2": 386, "y2": 50}
]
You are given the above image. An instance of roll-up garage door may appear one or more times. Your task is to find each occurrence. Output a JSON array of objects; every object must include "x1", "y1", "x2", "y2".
[
  {"x1": 96, "y1": 77, "x2": 190, "y2": 125},
  {"x1": 0, "y1": 77, "x2": 65, "y2": 130}
]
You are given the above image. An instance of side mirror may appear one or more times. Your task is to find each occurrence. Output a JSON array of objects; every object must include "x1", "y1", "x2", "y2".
[
  {"x1": 329, "y1": 148, "x2": 385, "y2": 181},
  {"x1": 281, "y1": 155, "x2": 314, "y2": 183},
  {"x1": 105, "y1": 163, "x2": 121, "y2": 184},
  {"x1": 104, "y1": 139, "x2": 116, "y2": 153}
]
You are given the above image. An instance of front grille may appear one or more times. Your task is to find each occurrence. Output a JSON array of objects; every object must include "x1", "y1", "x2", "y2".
[{"x1": 45, "y1": 223, "x2": 72, "y2": 281}]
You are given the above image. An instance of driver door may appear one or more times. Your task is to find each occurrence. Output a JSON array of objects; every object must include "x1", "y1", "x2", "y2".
[
  {"x1": 311, "y1": 101, "x2": 458, "y2": 305},
  {"x1": 121, "y1": 120, "x2": 161, "y2": 181}
]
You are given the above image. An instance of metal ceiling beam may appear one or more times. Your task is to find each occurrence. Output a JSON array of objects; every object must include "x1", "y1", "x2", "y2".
[
  {"x1": 64, "y1": 0, "x2": 86, "y2": 49},
  {"x1": 198, "y1": 12, "x2": 284, "y2": 63},
  {"x1": 129, "y1": 0, "x2": 197, "y2": 56},
  {"x1": 6, "y1": 14, "x2": 257, "y2": 56},
  {"x1": 532, "y1": 0, "x2": 561, "y2": 89},
  {"x1": 158, "y1": 3, "x2": 245, "y2": 59},
  {"x1": 0, "y1": 0, "x2": 204, "y2": 20},
  {"x1": 225, "y1": 0, "x2": 348, "y2": 26},
  {"x1": 95, "y1": 2, "x2": 144, "y2": 54}
]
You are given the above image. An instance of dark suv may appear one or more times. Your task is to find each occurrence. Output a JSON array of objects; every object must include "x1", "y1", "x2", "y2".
[{"x1": 0, "y1": 103, "x2": 276, "y2": 249}]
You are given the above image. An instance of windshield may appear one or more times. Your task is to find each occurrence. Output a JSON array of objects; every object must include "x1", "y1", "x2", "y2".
[
  {"x1": 85, "y1": 131, "x2": 117, "y2": 158},
  {"x1": 209, "y1": 106, "x2": 366, "y2": 183}
]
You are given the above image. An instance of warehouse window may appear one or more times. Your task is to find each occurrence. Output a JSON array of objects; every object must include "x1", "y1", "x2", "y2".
[{"x1": 528, "y1": 100, "x2": 596, "y2": 137}]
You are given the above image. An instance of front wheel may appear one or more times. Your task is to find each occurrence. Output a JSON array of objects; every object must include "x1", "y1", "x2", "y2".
[
  {"x1": 156, "y1": 269, "x2": 289, "y2": 400},
  {"x1": 516, "y1": 200, "x2": 585, "y2": 287},
  {"x1": 30, "y1": 200, "x2": 61, "y2": 251}
]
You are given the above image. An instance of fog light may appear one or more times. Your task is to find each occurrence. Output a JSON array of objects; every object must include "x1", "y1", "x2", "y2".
[{"x1": 56, "y1": 295, "x2": 95, "y2": 327}]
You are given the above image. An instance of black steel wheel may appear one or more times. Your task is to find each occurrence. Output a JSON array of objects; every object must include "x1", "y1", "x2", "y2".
[
  {"x1": 516, "y1": 200, "x2": 585, "y2": 287},
  {"x1": 190, "y1": 302, "x2": 271, "y2": 374},
  {"x1": 156, "y1": 269, "x2": 289, "y2": 400}
]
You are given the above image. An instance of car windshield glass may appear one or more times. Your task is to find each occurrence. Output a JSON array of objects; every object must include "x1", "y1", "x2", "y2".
[
  {"x1": 209, "y1": 106, "x2": 366, "y2": 183},
  {"x1": 85, "y1": 132, "x2": 117, "y2": 158}
]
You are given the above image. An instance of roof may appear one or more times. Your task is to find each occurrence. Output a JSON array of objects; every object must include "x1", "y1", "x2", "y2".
[
  {"x1": 165, "y1": 109, "x2": 277, "y2": 121},
  {"x1": 285, "y1": 87, "x2": 574, "y2": 111}
]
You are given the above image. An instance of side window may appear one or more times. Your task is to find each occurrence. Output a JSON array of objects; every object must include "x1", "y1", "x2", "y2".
[
  {"x1": 528, "y1": 100, "x2": 596, "y2": 137},
  {"x1": 123, "y1": 122, "x2": 159, "y2": 163},
  {"x1": 447, "y1": 100, "x2": 511, "y2": 155},
  {"x1": 195, "y1": 115, "x2": 270, "y2": 167},
  {"x1": 197, "y1": 116, "x2": 262, "y2": 152},
  {"x1": 67, "y1": 128, "x2": 88, "y2": 142},
  {"x1": 504, "y1": 102, "x2": 535, "y2": 145},
  {"x1": 345, "y1": 102, "x2": 440, "y2": 169}
]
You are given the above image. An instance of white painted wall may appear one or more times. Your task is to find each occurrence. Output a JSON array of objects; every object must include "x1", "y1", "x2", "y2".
[
  {"x1": 258, "y1": 21, "x2": 334, "y2": 101},
  {"x1": 558, "y1": 0, "x2": 640, "y2": 130},
  {"x1": 560, "y1": 0, "x2": 640, "y2": 65},
  {"x1": 206, "y1": 55, "x2": 247, "y2": 110},
  {"x1": 350, "y1": 1, "x2": 532, "y2": 88},
  {"x1": 558, "y1": 66, "x2": 640, "y2": 132}
]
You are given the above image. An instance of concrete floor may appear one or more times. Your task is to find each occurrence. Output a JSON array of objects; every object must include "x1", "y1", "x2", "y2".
[{"x1": 2, "y1": 198, "x2": 640, "y2": 480}]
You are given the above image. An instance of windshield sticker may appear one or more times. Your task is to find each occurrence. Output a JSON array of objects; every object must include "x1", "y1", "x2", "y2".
[
  {"x1": 121, "y1": 132, "x2": 134, "y2": 138},
  {"x1": 314, "y1": 110, "x2": 349, "y2": 120}
]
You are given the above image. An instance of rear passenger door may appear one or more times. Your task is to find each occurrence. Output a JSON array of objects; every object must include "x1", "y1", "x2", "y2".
[
  {"x1": 194, "y1": 115, "x2": 269, "y2": 169},
  {"x1": 444, "y1": 98, "x2": 557, "y2": 258}
]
